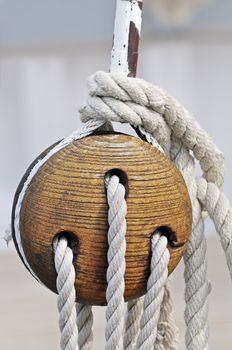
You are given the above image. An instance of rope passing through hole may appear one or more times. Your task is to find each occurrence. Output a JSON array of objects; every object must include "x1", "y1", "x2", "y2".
[
  {"x1": 53, "y1": 174, "x2": 171, "y2": 350},
  {"x1": 105, "y1": 174, "x2": 127, "y2": 350},
  {"x1": 54, "y1": 236, "x2": 93, "y2": 350}
]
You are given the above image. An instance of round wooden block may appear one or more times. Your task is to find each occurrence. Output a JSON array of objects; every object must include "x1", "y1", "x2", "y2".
[{"x1": 12, "y1": 133, "x2": 192, "y2": 305}]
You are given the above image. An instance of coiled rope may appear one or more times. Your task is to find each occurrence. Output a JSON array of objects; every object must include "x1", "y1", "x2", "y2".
[{"x1": 5, "y1": 70, "x2": 232, "y2": 349}]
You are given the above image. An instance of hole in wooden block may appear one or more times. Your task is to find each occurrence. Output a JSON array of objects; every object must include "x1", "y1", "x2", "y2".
[
  {"x1": 105, "y1": 168, "x2": 129, "y2": 198},
  {"x1": 156, "y1": 226, "x2": 186, "y2": 248},
  {"x1": 52, "y1": 231, "x2": 80, "y2": 258}
]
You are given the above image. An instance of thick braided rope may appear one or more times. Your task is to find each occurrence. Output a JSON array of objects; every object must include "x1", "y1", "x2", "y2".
[
  {"x1": 105, "y1": 175, "x2": 127, "y2": 350},
  {"x1": 76, "y1": 304, "x2": 93, "y2": 350},
  {"x1": 197, "y1": 178, "x2": 232, "y2": 280},
  {"x1": 170, "y1": 137, "x2": 210, "y2": 350},
  {"x1": 137, "y1": 233, "x2": 170, "y2": 350},
  {"x1": 124, "y1": 266, "x2": 177, "y2": 350},
  {"x1": 54, "y1": 237, "x2": 79, "y2": 350},
  {"x1": 124, "y1": 246, "x2": 175, "y2": 350},
  {"x1": 80, "y1": 71, "x2": 224, "y2": 187},
  {"x1": 54, "y1": 238, "x2": 94, "y2": 350},
  {"x1": 124, "y1": 298, "x2": 144, "y2": 350},
  {"x1": 154, "y1": 281, "x2": 179, "y2": 350}
]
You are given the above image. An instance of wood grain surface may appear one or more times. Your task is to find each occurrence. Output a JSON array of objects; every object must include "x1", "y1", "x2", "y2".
[{"x1": 12, "y1": 133, "x2": 192, "y2": 305}]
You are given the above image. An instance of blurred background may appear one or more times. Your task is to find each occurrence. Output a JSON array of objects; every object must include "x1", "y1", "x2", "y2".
[{"x1": 0, "y1": 0, "x2": 232, "y2": 349}]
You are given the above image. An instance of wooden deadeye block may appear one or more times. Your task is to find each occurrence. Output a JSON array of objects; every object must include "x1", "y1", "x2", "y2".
[{"x1": 12, "y1": 133, "x2": 192, "y2": 305}]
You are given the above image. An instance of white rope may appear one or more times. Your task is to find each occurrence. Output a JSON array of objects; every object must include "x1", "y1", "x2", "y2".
[
  {"x1": 137, "y1": 233, "x2": 170, "y2": 350},
  {"x1": 105, "y1": 174, "x2": 127, "y2": 350},
  {"x1": 54, "y1": 237, "x2": 79, "y2": 350},
  {"x1": 170, "y1": 138, "x2": 210, "y2": 350},
  {"x1": 124, "y1": 298, "x2": 144, "y2": 350},
  {"x1": 80, "y1": 71, "x2": 224, "y2": 188},
  {"x1": 124, "y1": 248, "x2": 175, "y2": 350},
  {"x1": 197, "y1": 177, "x2": 232, "y2": 280},
  {"x1": 154, "y1": 281, "x2": 179, "y2": 350},
  {"x1": 76, "y1": 304, "x2": 94, "y2": 350},
  {"x1": 54, "y1": 237, "x2": 94, "y2": 350}
]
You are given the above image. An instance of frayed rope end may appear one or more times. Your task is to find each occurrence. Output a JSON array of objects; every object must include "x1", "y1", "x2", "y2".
[{"x1": 1, "y1": 224, "x2": 13, "y2": 247}]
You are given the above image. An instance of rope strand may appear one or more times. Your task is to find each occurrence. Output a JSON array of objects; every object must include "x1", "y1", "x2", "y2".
[
  {"x1": 105, "y1": 175, "x2": 127, "y2": 350},
  {"x1": 197, "y1": 177, "x2": 232, "y2": 280},
  {"x1": 54, "y1": 237, "x2": 79, "y2": 350},
  {"x1": 124, "y1": 298, "x2": 144, "y2": 350},
  {"x1": 76, "y1": 304, "x2": 93, "y2": 350},
  {"x1": 170, "y1": 138, "x2": 210, "y2": 350},
  {"x1": 137, "y1": 233, "x2": 170, "y2": 350},
  {"x1": 154, "y1": 281, "x2": 179, "y2": 350}
]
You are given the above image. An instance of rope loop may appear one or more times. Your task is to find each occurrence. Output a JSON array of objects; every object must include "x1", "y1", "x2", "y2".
[{"x1": 80, "y1": 71, "x2": 224, "y2": 188}]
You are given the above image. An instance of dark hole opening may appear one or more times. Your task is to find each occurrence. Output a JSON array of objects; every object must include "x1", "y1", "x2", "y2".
[
  {"x1": 105, "y1": 168, "x2": 129, "y2": 198},
  {"x1": 155, "y1": 226, "x2": 180, "y2": 248},
  {"x1": 52, "y1": 231, "x2": 79, "y2": 258}
]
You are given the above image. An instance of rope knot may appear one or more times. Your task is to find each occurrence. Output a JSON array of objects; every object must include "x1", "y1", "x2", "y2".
[{"x1": 80, "y1": 70, "x2": 224, "y2": 188}]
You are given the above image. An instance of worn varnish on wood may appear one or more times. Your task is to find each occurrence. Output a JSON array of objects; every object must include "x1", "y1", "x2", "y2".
[{"x1": 12, "y1": 133, "x2": 192, "y2": 305}]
